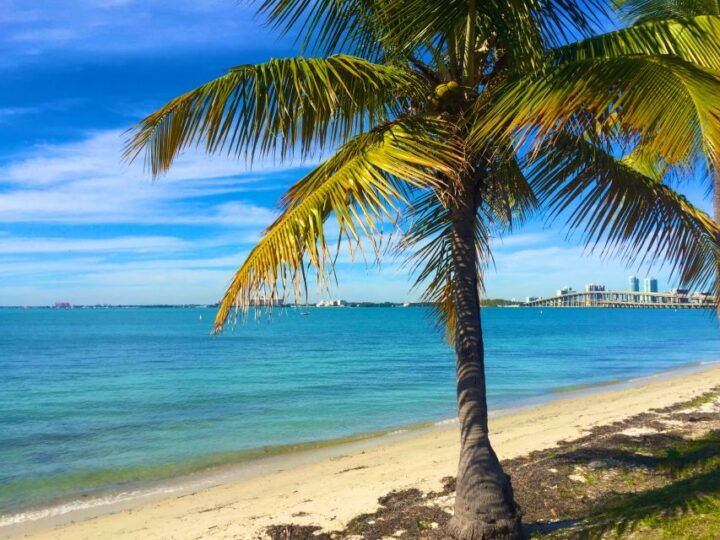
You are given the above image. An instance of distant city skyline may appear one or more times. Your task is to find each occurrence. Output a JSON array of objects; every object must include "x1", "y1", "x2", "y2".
[
  {"x1": 524, "y1": 275, "x2": 711, "y2": 303},
  {"x1": 12, "y1": 273, "x2": 695, "y2": 308}
]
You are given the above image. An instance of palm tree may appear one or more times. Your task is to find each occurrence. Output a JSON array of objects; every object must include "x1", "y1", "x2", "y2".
[
  {"x1": 614, "y1": 0, "x2": 720, "y2": 304},
  {"x1": 127, "y1": 1, "x2": 720, "y2": 537}
]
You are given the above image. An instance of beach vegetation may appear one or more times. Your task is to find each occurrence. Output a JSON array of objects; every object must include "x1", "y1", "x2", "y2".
[
  {"x1": 127, "y1": 0, "x2": 720, "y2": 537},
  {"x1": 680, "y1": 390, "x2": 718, "y2": 409},
  {"x1": 261, "y1": 388, "x2": 720, "y2": 539}
]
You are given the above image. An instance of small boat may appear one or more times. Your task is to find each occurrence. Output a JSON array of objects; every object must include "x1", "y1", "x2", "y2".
[{"x1": 299, "y1": 311, "x2": 310, "y2": 316}]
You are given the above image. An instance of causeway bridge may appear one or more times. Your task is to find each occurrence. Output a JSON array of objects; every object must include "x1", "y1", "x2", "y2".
[{"x1": 522, "y1": 291, "x2": 716, "y2": 308}]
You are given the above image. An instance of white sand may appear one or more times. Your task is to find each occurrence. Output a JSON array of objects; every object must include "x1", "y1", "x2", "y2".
[{"x1": 7, "y1": 365, "x2": 720, "y2": 540}]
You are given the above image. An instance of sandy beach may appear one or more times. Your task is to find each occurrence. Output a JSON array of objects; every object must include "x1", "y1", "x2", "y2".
[{"x1": 7, "y1": 365, "x2": 720, "y2": 540}]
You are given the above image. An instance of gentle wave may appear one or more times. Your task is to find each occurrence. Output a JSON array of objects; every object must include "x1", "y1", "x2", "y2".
[
  {"x1": 0, "y1": 484, "x2": 184, "y2": 527},
  {"x1": 0, "y1": 423, "x2": 431, "y2": 527},
  {"x1": 551, "y1": 378, "x2": 626, "y2": 394}
]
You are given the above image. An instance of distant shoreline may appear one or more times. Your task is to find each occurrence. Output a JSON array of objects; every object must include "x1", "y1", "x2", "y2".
[{"x1": 0, "y1": 300, "x2": 518, "y2": 309}]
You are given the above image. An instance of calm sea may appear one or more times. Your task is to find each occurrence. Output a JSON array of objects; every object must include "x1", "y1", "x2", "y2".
[{"x1": 1, "y1": 306, "x2": 719, "y2": 525}]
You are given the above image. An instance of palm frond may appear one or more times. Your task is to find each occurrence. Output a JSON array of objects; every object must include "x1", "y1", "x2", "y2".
[
  {"x1": 474, "y1": 54, "x2": 720, "y2": 169},
  {"x1": 213, "y1": 118, "x2": 463, "y2": 333},
  {"x1": 255, "y1": 0, "x2": 385, "y2": 57},
  {"x1": 126, "y1": 55, "x2": 424, "y2": 175},
  {"x1": 527, "y1": 133, "x2": 720, "y2": 298},
  {"x1": 379, "y1": 0, "x2": 607, "y2": 64},
  {"x1": 554, "y1": 15, "x2": 720, "y2": 70},
  {"x1": 529, "y1": 0, "x2": 611, "y2": 48},
  {"x1": 400, "y1": 151, "x2": 535, "y2": 341},
  {"x1": 482, "y1": 151, "x2": 537, "y2": 225},
  {"x1": 400, "y1": 189, "x2": 491, "y2": 342},
  {"x1": 620, "y1": 143, "x2": 671, "y2": 180},
  {"x1": 615, "y1": 0, "x2": 719, "y2": 24}
]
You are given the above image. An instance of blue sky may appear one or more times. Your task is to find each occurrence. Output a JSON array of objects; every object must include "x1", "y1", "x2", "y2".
[{"x1": 0, "y1": 0, "x2": 713, "y2": 306}]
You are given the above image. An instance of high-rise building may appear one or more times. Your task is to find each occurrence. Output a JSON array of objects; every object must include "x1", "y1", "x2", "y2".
[
  {"x1": 628, "y1": 275, "x2": 640, "y2": 292},
  {"x1": 556, "y1": 286, "x2": 574, "y2": 297},
  {"x1": 585, "y1": 284, "x2": 605, "y2": 292},
  {"x1": 643, "y1": 277, "x2": 658, "y2": 293}
]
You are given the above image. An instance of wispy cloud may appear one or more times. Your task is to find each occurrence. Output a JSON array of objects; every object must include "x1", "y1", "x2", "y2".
[
  {"x1": 0, "y1": 123, "x2": 322, "y2": 305},
  {"x1": 0, "y1": 235, "x2": 192, "y2": 254},
  {"x1": 0, "y1": 129, "x2": 313, "y2": 224},
  {"x1": 1, "y1": 0, "x2": 287, "y2": 67},
  {"x1": 0, "y1": 251, "x2": 247, "y2": 276},
  {"x1": 0, "y1": 106, "x2": 41, "y2": 122},
  {"x1": 0, "y1": 251, "x2": 415, "y2": 305},
  {"x1": 491, "y1": 232, "x2": 551, "y2": 249},
  {"x1": 0, "y1": 250, "x2": 247, "y2": 305}
]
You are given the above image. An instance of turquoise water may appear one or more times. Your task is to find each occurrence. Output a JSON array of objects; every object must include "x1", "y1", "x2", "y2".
[{"x1": 1, "y1": 306, "x2": 719, "y2": 522}]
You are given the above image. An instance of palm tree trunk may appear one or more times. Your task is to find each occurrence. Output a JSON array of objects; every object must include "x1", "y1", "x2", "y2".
[{"x1": 446, "y1": 190, "x2": 523, "y2": 540}]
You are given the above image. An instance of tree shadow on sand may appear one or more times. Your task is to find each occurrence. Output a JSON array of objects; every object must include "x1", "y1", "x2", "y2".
[{"x1": 527, "y1": 431, "x2": 720, "y2": 538}]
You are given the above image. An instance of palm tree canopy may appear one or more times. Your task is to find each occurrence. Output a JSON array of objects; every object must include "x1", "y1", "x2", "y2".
[
  {"x1": 615, "y1": 0, "x2": 720, "y2": 24},
  {"x1": 128, "y1": 0, "x2": 720, "y2": 335}
]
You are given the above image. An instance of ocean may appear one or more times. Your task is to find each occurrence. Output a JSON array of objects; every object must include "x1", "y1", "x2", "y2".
[{"x1": 1, "y1": 306, "x2": 719, "y2": 527}]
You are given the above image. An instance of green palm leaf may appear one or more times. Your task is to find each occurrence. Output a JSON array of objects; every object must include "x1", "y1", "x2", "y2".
[
  {"x1": 527, "y1": 134, "x2": 720, "y2": 296},
  {"x1": 554, "y1": 15, "x2": 720, "y2": 70},
  {"x1": 400, "y1": 188, "x2": 491, "y2": 342},
  {"x1": 126, "y1": 55, "x2": 424, "y2": 175},
  {"x1": 615, "y1": 0, "x2": 719, "y2": 24},
  {"x1": 401, "y1": 149, "x2": 534, "y2": 341},
  {"x1": 213, "y1": 118, "x2": 462, "y2": 333},
  {"x1": 474, "y1": 54, "x2": 720, "y2": 169},
  {"x1": 256, "y1": 0, "x2": 385, "y2": 57}
]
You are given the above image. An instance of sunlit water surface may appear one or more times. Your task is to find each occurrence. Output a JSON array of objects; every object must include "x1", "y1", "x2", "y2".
[{"x1": 1, "y1": 306, "x2": 718, "y2": 521}]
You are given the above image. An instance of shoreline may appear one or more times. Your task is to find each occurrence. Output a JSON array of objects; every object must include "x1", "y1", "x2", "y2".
[
  {"x1": 1, "y1": 360, "x2": 715, "y2": 531},
  {"x1": 3, "y1": 362, "x2": 720, "y2": 539}
]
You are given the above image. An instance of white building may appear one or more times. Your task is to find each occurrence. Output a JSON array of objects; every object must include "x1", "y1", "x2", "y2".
[
  {"x1": 315, "y1": 299, "x2": 348, "y2": 307},
  {"x1": 556, "y1": 286, "x2": 574, "y2": 297}
]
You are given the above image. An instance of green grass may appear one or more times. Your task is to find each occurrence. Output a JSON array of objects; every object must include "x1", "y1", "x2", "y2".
[
  {"x1": 619, "y1": 469, "x2": 637, "y2": 489},
  {"x1": 660, "y1": 432, "x2": 720, "y2": 478},
  {"x1": 536, "y1": 433, "x2": 720, "y2": 539},
  {"x1": 680, "y1": 392, "x2": 717, "y2": 410},
  {"x1": 538, "y1": 469, "x2": 720, "y2": 538},
  {"x1": 637, "y1": 506, "x2": 720, "y2": 539}
]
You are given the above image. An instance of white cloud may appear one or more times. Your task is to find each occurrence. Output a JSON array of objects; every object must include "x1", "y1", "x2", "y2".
[
  {"x1": 2, "y1": 130, "x2": 308, "y2": 186},
  {"x1": 0, "y1": 235, "x2": 191, "y2": 254},
  {"x1": 1, "y1": 0, "x2": 284, "y2": 65},
  {"x1": 0, "y1": 250, "x2": 248, "y2": 305},
  {"x1": 210, "y1": 201, "x2": 277, "y2": 227},
  {"x1": 0, "y1": 254, "x2": 415, "y2": 306},
  {"x1": 0, "y1": 251, "x2": 247, "y2": 275},
  {"x1": 0, "y1": 129, "x2": 310, "y2": 224},
  {"x1": 0, "y1": 106, "x2": 40, "y2": 122},
  {"x1": 0, "y1": 126, "x2": 326, "y2": 305},
  {"x1": 491, "y1": 232, "x2": 551, "y2": 249}
]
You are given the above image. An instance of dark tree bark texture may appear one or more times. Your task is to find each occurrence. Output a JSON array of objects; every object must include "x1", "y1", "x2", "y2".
[{"x1": 446, "y1": 180, "x2": 524, "y2": 540}]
